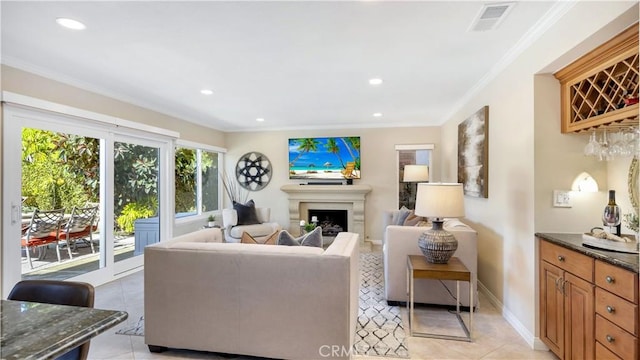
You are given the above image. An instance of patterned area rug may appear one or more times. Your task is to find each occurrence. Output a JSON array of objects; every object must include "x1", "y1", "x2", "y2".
[
  {"x1": 354, "y1": 252, "x2": 409, "y2": 358},
  {"x1": 116, "y1": 252, "x2": 409, "y2": 358}
]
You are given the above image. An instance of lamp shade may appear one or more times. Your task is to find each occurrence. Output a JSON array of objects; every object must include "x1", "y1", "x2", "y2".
[
  {"x1": 403, "y1": 165, "x2": 429, "y2": 182},
  {"x1": 414, "y1": 183, "x2": 465, "y2": 218}
]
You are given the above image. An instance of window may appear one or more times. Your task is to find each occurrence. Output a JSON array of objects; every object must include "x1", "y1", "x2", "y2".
[{"x1": 175, "y1": 143, "x2": 224, "y2": 218}]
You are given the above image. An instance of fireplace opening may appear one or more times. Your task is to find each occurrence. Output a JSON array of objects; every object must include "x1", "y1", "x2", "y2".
[{"x1": 308, "y1": 209, "x2": 348, "y2": 237}]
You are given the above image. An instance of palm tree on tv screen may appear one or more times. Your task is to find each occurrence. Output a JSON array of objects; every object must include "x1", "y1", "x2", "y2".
[
  {"x1": 325, "y1": 138, "x2": 345, "y2": 168},
  {"x1": 341, "y1": 137, "x2": 361, "y2": 169},
  {"x1": 289, "y1": 138, "x2": 319, "y2": 166}
]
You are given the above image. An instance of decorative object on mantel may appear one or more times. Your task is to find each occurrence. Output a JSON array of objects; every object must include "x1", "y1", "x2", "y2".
[
  {"x1": 414, "y1": 183, "x2": 465, "y2": 264},
  {"x1": 235, "y1": 151, "x2": 272, "y2": 191},
  {"x1": 458, "y1": 106, "x2": 488, "y2": 198}
]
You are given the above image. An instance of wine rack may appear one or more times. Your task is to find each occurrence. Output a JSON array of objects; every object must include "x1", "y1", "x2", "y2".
[{"x1": 555, "y1": 24, "x2": 639, "y2": 133}]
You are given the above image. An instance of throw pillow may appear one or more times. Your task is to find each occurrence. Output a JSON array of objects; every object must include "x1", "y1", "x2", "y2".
[
  {"x1": 233, "y1": 199, "x2": 260, "y2": 225},
  {"x1": 403, "y1": 213, "x2": 424, "y2": 226},
  {"x1": 277, "y1": 226, "x2": 323, "y2": 248},
  {"x1": 415, "y1": 220, "x2": 431, "y2": 227},
  {"x1": 241, "y1": 230, "x2": 279, "y2": 245},
  {"x1": 394, "y1": 206, "x2": 412, "y2": 225}
]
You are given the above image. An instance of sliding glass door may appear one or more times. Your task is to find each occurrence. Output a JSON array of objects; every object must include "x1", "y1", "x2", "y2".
[
  {"x1": 112, "y1": 138, "x2": 162, "y2": 272},
  {"x1": 3, "y1": 102, "x2": 173, "y2": 293}
]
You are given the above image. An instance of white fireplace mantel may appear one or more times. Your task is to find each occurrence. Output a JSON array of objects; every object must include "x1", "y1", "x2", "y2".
[{"x1": 280, "y1": 184, "x2": 372, "y2": 242}]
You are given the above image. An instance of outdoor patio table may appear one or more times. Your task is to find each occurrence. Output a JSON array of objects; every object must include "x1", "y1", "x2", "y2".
[{"x1": 0, "y1": 299, "x2": 128, "y2": 360}]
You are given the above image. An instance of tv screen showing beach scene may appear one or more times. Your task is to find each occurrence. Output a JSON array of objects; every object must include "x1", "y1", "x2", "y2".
[{"x1": 289, "y1": 137, "x2": 361, "y2": 180}]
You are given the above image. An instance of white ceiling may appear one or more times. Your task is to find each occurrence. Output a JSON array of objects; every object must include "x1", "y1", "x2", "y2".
[{"x1": 1, "y1": 1, "x2": 567, "y2": 132}]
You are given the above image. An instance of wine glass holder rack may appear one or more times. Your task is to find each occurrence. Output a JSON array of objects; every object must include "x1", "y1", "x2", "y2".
[{"x1": 555, "y1": 24, "x2": 639, "y2": 133}]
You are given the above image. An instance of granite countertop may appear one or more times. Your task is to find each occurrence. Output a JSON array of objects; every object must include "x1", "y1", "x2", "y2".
[
  {"x1": 1, "y1": 300, "x2": 128, "y2": 360},
  {"x1": 536, "y1": 233, "x2": 639, "y2": 273}
]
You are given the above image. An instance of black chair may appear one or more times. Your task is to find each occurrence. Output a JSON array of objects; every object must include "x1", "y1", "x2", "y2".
[{"x1": 8, "y1": 280, "x2": 96, "y2": 360}]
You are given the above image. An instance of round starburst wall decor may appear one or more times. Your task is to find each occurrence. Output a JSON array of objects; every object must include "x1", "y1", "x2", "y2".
[{"x1": 235, "y1": 151, "x2": 272, "y2": 191}]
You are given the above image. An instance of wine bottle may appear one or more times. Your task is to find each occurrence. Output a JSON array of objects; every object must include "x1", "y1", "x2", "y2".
[{"x1": 602, "y1": 190, "x2": 621, "y2": 236}]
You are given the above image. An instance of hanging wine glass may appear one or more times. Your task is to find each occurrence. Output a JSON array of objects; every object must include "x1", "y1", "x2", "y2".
[
  {"x1": 598, "y1": 129, "x2": 611, "y2": 161},
  {"x1": 583, "y1": 130, "x2": 599, "y2": 156},
  {"x1": 609, "y1": 130, "x2": 624, "y2": 157}
]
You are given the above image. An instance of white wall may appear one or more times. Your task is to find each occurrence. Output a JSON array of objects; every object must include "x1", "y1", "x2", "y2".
[
  {"x1": 1, "y1": 65, "x2": 226, "y2": 147},
  {"x1": 224, "y1": 126, "x2": 441, "y2": 241},
  {"x1": 440, "y1": 1, "x2": 638, "y2": 348}
]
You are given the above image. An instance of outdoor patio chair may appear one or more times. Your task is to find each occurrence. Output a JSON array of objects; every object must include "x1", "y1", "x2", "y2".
[
  {"x1": 59, "y1": 205, "x2": 99, "y2": 259},
  {"x1": 21, "y1": 208, "x2": 65, "y2": 269},
  {"x1": 8, "y1": 279, "x2": 95, "y2": 360}
]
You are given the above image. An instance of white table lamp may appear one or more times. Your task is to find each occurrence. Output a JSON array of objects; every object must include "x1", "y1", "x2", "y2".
[
  {"x1": 414, "y1": 183, "x2": 465, "y2": 263},
  {"x1": 403, "y1": 165, "x2": 429, "y2": 182}
]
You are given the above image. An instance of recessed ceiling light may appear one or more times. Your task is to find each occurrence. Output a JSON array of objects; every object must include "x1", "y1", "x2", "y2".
[
  {"x1": 373, "y1": 113, "x2": 382, "y2": 117},
  {"x1": 369, "y1": 78, "x2": 383, "y2": 85},
  {"x1": 56, "y1": 18, "x2": 86, "y2": 30},
  {"x1": 256, "y1": 118, "x2": 265, "y2": 122},
  {"x1": 200, "y1": 89, "x2": 213, "y2": 95}
]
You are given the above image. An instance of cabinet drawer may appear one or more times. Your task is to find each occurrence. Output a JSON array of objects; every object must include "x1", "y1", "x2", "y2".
[
  {"x1": 596, "y1": 287, "x2": 638, "y2": 335},
  {"x1": 596, "y1": 341, "x2": 622, "y2": 360},
  {"x1": 595, "y1": 260, "x2": 639, "y2": 304},
  {"x1": 596, "y1": 315, "x2": 638, "y2": 360},
  {"x1": 540, "y1": 240, "x2": 593, "y2": 281}
]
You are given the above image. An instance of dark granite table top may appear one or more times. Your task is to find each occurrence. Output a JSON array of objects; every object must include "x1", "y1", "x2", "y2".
[
  {"x1": 1, "y1": 300, "x2": 128, "y2": 360},
  {"x1": 536, "y1": 232, "x2": 639, "y2": 273}
]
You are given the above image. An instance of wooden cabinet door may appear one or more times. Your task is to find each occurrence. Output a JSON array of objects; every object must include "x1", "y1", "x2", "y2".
[
  {"x1": 541, "y1": 261, "x2": 564, "y2": 357},
  {"x1": 564, "y1": 272, "x2": 595, "y2": 360}
]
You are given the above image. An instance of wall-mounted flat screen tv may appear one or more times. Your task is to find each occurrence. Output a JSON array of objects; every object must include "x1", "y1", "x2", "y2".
[{"x1": 289, "y1": 137, "x2": 361, "y2": 180}]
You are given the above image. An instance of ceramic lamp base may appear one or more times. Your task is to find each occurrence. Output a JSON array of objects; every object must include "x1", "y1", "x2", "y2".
[{"x1": 418, "y1": 220, "x2": 458, "y2": 264}]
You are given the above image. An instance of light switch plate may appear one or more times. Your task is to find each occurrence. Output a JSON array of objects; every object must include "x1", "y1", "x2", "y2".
[{"x1": 553, "y1": 190, "x2": 572, "y2": 208}]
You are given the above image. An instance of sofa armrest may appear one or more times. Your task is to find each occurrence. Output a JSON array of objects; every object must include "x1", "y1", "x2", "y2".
[
  {"x1": 382, "y1": 210, "x2": 397, "y2": 230},
  {"x1": 383, "y1": 224, "x2": 478, "y2": 306}
]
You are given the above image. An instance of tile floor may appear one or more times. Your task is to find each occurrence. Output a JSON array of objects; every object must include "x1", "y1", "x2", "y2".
[{"x1": 89, "y1": 251, "x2": 558, "y2": 360}]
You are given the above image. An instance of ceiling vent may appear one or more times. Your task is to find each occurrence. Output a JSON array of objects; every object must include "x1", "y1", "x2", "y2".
[{"x1": 469, "y1": 2, "x2": 515, "y2": 32}]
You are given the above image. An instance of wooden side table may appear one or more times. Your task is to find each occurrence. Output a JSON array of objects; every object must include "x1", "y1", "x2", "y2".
[{"x1": 406, "y1": 255, "x2": 474, "y2": 341}]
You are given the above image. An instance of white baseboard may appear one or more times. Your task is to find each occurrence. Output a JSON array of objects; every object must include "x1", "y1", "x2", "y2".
[{"x1": 478, "y1": 281, "x2": 549, "y2": 351}]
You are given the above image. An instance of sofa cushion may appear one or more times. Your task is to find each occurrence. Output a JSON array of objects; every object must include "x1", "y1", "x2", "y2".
[
  {"x1": 241, "y1": 230, "x2": 279, "y2": 245},
  {"x1": 277, "y1": 227, "x2": 323, "y2": 248},
  {"x1": 233, "y1": 200, "x2": 260, "y2": 225}
]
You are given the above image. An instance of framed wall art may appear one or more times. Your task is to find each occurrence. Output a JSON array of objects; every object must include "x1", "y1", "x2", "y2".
[{"x1": 458, "y1": 106, "x2": 489, "y2": 198}]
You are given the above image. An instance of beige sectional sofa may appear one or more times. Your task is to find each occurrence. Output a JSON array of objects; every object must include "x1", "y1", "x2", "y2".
[
  {"x1": 382, "y1": 210, "x2": 478, "y2": 307},
  {"x1": 144, "y1": 227, "x2": 360, "y2": 360}
]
